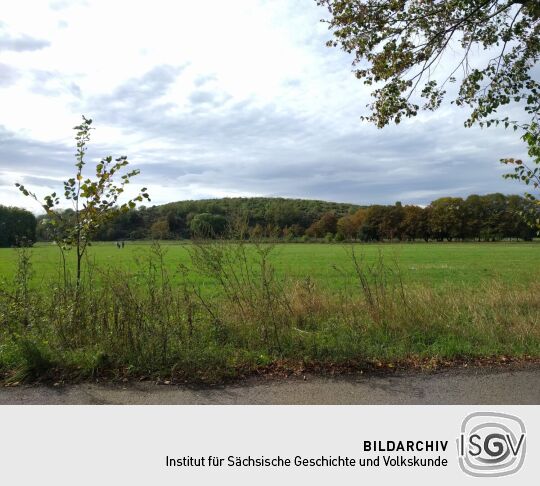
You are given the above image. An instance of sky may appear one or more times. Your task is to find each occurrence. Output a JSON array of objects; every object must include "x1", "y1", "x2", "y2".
[{"x1": 0, "y1": 0, "x2": 530, "y2": 212}]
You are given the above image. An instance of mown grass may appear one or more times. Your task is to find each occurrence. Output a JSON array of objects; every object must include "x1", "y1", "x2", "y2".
[{"x1": 0, "y1": 240, "x2": 539, "y2": 383}]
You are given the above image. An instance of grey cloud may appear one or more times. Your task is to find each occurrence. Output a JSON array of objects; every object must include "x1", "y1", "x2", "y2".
[
  {"x1": 0, "y1": 63, "x2": 19, "y2": 86},
  {"x1": 0, "y1": 123, "x2": 146, "y2": 209},
  {"x1": 0, "y1": 33, "x2": 50, "y2": 52},
  {"x1": 0, "y1": 125, "x2": 76, "y2": 179},
  {"x1": 135, "y1": 123, "x2": 522, "y2": 206},
  {"x1": 284, "y1": 78, "x2": 302, "y2": 88},
  {"x1": 31, "y1": 70, "x2": 82, "y2": 97},
  {"x1": 189, "y1": 90, "x2": 214, "y2": 104},
  {"x1": 20, "y1": 175, "x2": 63, "y2": 187},
  {"x1": 86, "y1": 66, "x2": 313, "y2": 148},
  {"x1": 189, "y1": 90, "x2": 230, "y2": 107},
  {"x1": 1, "y1": 8, "x2": 530, "y2": 214},
  {"x1": 75, "y1": 64, "x2": 527, "y2": 207},
  {"x1": 109, "y1": 65, "x2": 185, "y2": 107},
  {"x1": 194, "y1": 74, "x2": 217, "y2": 87},
  {"x1": 2, "y1": 76, "x2": 526, "y2": 210},
  {"x1": 0, "y1": 0, "x2": 531, "y2": 211},
  {"x1": 69, "y1": 82, "x2": 82, "y2": 97}
]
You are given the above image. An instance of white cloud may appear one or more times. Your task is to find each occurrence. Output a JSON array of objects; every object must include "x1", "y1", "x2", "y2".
[{"x1": 0, "y1": 0, "x2": 531, "y2": 213}]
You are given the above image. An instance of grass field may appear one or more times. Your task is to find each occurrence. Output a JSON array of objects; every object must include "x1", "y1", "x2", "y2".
[
  {"x1": 1, "y1": 241, "x2": 539, "y2": 383},
  {"x1": 1, "y1": 241, "x2": 539, "y2": 291}
]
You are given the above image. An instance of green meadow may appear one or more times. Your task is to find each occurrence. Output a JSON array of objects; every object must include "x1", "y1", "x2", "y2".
[
  {"x1": 1, "y1": 241, "x2": 539, "y2": 383},
  {"x1": 1, "y1": 241, "x2": 539, "y2": 291}
]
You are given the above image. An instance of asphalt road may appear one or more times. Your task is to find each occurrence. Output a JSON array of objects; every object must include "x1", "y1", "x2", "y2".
[{"x1": 1, "y1": 366, "x2": 539, "y2": 404}]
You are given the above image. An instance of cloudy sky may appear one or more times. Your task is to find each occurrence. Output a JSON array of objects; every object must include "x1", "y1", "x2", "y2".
[{"x1": 0, "y1": 0, "x2": 529, "y2": 211}]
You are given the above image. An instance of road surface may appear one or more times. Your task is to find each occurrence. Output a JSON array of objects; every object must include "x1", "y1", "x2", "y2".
[{"x1": 1, "y1": 366, "x2": 539, "y2": 404}]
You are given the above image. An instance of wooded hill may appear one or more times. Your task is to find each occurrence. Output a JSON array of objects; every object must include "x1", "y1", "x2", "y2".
[
  {"x1": 31, "y1": 194, "x2": 536, "y2": 243},
  {"x1": 2, "y1": 194, "x2": 536, "y2": 247},
  {"x1": 72, "y1": 197, "x2": 360, "y2": 241}
]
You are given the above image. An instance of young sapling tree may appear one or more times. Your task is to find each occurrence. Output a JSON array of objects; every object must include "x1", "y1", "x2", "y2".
[{"x1": 16, "y1": 116, "x2": 150, "y2": 286}]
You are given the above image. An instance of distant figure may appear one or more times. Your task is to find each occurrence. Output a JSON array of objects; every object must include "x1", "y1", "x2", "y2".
[
  {"x1": 121, "y1": 241, "x2": 125, "y2": 248},
  {"x1": 116, "y1": 241, "x2": 121, "y2": 249}
]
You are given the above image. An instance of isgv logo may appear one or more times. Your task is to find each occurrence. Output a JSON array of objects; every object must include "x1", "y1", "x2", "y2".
[{"x1": 457, "y1": 412, "x2": 526, "y2": 477}]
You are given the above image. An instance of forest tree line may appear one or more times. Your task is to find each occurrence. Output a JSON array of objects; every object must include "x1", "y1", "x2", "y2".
[
  {"x1": 1, "y1": 194, "x2": 536, "y2": 247},
  {"x1": 30, "y1": 194, "x2": 539, "y2": 244}
]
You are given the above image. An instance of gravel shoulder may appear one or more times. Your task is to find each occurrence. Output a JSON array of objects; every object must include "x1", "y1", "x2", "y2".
[{"x1": 1, "y1": 365, "x2": 539, "y2": 405}]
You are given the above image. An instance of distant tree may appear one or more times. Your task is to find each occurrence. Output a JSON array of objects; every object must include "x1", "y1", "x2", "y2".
[
  {"x1": 289, "y1": 223, "x2": 306, "y2": 237},
  {"x1": 35, "y1": 214, "x2": 51, "y2": 241},
  {"x1": 306, "y1": 211, "x2": 338, "y2": 237},
  {"x1": 481, "y1": 193, "x2": 507, "y2": 240},
  {"x1": 166, "y1": 210, "x2": 186, "y2": 237},
  {"x1": 150, "y1": 218, "x2": 170, "y2": 240},
  {"x1": 15, "y1": 116, "x2": 150, "y2": 285},
  {"x1": 319, "y1": 211, "x2": 337, "y2": 234},
  {"x1": 359, "y1": 205, "x2": 388, "y2": 241},
  {"x1": 428, "y1": 197, "x2": 466, "y2": 241},
  {"x1": 502, "y1": 194, "x2": 531, "y2": 239},
  {"x1": 250, "y1": 223, "x2": 265, "y2": 240},
  {"x1": 380, "y1": 202, "x2": 405, "y2": 240},
  {"x1": 91, "y1": 208, "x2": 145, "y2": 241},
  {"x1": 265, "y1": 223, "x2": 282, "y2": 239},
  {"x1": 400, "y1": 205, "x2": 428, "y2": 241},
  {"x1": 336, "y1": 215, "x2": 354, "y2": 239},
  {"x1": 337, "y1": 208, "x2": 367, "y2": 239},
  {"x1": 282, "y1": 226, "x2": 295, "y2": 241},
  {"x1": 266, "y1": 199, "x2": 303, "y2": 228},
  {"x1": 0, "y1": 206, "x2": 36, "y2": 247},
  {"x1": 463, "y1": 195, "x2": 487, "y2": 240},
  {"x1": 504, "y1": 195, "x2": 536, "y2": 239},
  {"x1": 190, "y1": 213, "x2": 227, "y2": 238}
]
